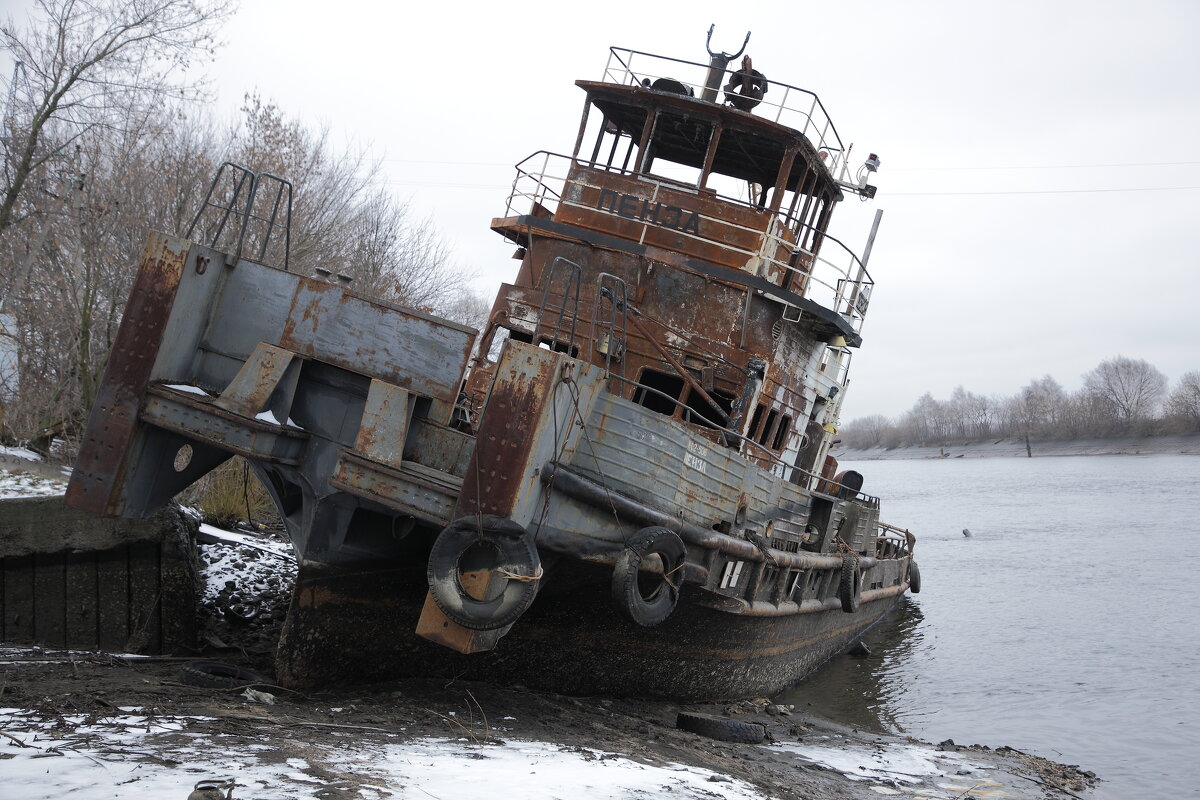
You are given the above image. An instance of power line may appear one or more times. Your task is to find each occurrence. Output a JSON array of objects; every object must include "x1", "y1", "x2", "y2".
[
  {"x1": 890, "y1": 160, "x2": 1200, "y2": 172},
  {"x1": 891, "y1": 185, "x2": 1200, "y2": 197},
  {"x1": 383, "y1": 180, "x2": 507, "y2": 189},
  {"x1": 382, "y1": 157, "x2": 511, "y2": 167}
]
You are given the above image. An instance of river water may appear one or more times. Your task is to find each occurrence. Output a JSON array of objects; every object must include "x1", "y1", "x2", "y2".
[{"x1": 778, "y1": 454, "x2": 1199, "y2": 799}]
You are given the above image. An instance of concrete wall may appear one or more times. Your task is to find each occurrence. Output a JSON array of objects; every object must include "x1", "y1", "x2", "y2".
[{"x1": 0, "y1": 498, "x2": 200, "y2": 653}]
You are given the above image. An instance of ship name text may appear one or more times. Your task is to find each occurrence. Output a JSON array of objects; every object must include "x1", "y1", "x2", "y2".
[{"x1": 596, "y1": 189, "x2": 701, "y2": 235}]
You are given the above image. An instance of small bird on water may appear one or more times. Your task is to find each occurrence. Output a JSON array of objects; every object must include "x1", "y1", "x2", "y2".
[{"x1": 962, "y1": 529, "x2": 972, "y2": 537}]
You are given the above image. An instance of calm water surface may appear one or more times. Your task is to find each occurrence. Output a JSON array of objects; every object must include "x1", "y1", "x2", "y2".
[{"x1": 778, "y1": 454, "x2": 1200, "y2": 799}]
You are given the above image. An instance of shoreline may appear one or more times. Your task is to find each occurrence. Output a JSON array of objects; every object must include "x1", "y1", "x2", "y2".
[
  {"x1": 835, "y1": 433, "x2": 1200, "y2": 461},
  {"x1": 0, "y1": 647, "x2": 1095, "y2": 799}
]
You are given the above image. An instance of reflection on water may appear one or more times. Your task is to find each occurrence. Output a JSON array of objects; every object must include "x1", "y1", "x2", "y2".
[
  {"x1": 776, "y1": 598, "x2": 924, "y2": 733},
  {"x1": 769, "y1": 454, "x2": 1200, "y2": 800}
]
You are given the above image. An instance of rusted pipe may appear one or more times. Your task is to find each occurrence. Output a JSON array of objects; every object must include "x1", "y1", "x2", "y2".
[
  {"x1": 627, "y1": 310, "x2": 730, "y2": 425},
  {"x1": 542, "y1": 463, "x2": 872, "y2": 572},
  {"x1": 694, "y1": 582, "x2": 907, "y2": 617}
]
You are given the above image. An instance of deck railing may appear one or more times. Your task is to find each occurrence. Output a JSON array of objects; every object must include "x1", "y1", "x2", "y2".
[
  {"x1": 600, "y1": 48, "x2": 854, "y2": 184},
  {"x1": 504, "y1": 152, "x2": 874, "y2": 332}
]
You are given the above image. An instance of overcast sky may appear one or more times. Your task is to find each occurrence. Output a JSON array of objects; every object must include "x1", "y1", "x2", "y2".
[{"x1": 12, "y1": 0, "x2": 1200, "y2": 420}]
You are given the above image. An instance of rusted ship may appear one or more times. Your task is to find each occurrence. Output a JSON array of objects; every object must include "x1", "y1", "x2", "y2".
[{"x1": 66, "y1": 29, "x2": 918, "y2": 699}]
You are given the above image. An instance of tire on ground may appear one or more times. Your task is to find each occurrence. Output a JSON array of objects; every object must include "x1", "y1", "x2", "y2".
[
  {"x1": 611, "y1": 526, "x2": 687, "y2": 627},
  {"x1": 675, "y1": 712, "x2": 766, "y2": 744}
]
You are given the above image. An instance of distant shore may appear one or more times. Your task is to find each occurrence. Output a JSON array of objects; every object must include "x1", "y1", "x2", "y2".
[{"x1": 835, "y1": 433, "x2": 1200, "y2": 461}]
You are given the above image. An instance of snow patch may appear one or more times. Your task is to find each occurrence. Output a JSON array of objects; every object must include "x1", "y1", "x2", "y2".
[
  {"x1": 165, "y1": 383, "x2": 211, "y2": 396},
  {"x1": 0, "y1": 444, "x2": 43, "y2": 461},
  {"x1": 0, "y1": 468, "x2": 65, "y2": 498},
  {"x1": 772, "y1": 740, "x2": 994, "y2": 786},
  {"x1": 0, "y1": 712, "x2": 771, "y2": 800}
]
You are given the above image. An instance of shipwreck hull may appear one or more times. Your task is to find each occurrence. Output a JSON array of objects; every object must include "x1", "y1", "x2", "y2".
[
  {"x1": 276, "y1": 559, "x2": 903, "y2": 699},
  {"x1": 64, "y1": 37, "x2": 919, "y2": 701}
]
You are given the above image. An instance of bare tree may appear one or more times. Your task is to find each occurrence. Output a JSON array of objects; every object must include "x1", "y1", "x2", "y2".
[
  {"x1": 225, "y1": 95, "x2": 470, "y2": 316},
  {"x1": 838, "y1": 414, "x2": 892, "y2": 449},
  {"x1": 3, "y1": 110, "x2": 222, "y2": 451},
  {"x1": 1082, "y1": 356, "x2": 1167, "y2": 424},
  {"x1": 346, "y1": 191, "x2": 465, "y2": 311},
  {"x1": 438, "y1": 288, "x2": 491, "y2": 332},
  {"x1": 1, "y1": 0, "x2": 233, "y2": 235},
  {"x1": 1166, "y1": 371, "x2": 1200, "y2": 431},
  {"x1": 1019, "y1": 375, "x2": 1067, "y2": 437}
]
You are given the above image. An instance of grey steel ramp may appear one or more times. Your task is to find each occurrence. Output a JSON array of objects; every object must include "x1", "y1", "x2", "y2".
[{"x1": 66, "y1": 232, "x2": 478, "y2": 536}]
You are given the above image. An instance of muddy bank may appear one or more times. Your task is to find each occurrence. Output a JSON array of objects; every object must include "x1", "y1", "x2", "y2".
[
  {"x1": 836, "y1": 433, "x2": 1200, "y2": 461},
  {"x1": 0, "y1": 648, "x2": 1096, "y2": 799}
]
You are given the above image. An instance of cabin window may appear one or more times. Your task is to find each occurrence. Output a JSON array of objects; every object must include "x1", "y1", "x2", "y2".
[
  {"x1": 633, "y1": 368, "x2": 684, "y2": 415},
  {"x1": 748, "y1": 403, "x2": 765, "y2": 440},
  {"x1": 759, "y1": 409, "x2": 779, "y2": 446},
  {"x1": 772, "y1": 416, "x2": 791, "y2": 450},
  {"x1": 580, "y1": 109, "x2": 647, "y2": 173},
  {"x1": 637, "y1": 110, "x2": 716, "y2": 189},
  {"x1": 681, "y1": 386, "x2": 735, "y2": 430},
  {"x1": 749, "y1": 405, "x2": 788, "y2": 450},
  {"x1": 537, "y1": 337, "x2": 579, "y2": 357}
]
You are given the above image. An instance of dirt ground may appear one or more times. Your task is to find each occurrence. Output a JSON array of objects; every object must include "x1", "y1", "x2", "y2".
[{"x1": 0, "y1": 648, "x2": 1096, "y2": 800}]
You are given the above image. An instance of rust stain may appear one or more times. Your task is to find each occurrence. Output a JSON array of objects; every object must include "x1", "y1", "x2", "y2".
[{"x1": 65, "y1": 233, "x2": 190, "y2": 515}]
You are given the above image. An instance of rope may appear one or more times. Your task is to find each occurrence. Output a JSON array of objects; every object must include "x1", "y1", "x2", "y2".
[
  {"x1": 497, "y1": 563, "x2": 544, "y2": 583},
  {"x1": 744, "y1": 530, "x2": 779, "y2": 568},
  {"x1": 559, "y1": 373, "x2": 631, "y2": 545},
  {"x1": 662, "y1": 560, "x2": 685, "y2": 591},
  {"x1": 533, "y1": 368, "x2": 583, "y2": 542}
]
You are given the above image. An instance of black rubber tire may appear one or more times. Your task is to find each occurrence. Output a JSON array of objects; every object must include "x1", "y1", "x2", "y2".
[
  {"x1": 838, "y1": 554, "x2": 861, "y2": 613},
  {"x1": 220, "y1": 599, "x2": 258, "y2": 624},
  {"x1": 725, "y1": 68, "x2": 768, "y2": 111},
  {"x1": 179, "y1": 660, "x2": 268, "y2": 689},
  {"x1": 611, "y1": 526, "x2": 687, "y2": 627},
  {"x1": 908, "y1": 560, "x2": 922, "y2": 594},
  {"x1": 676, "y1": 712, "x2": 766, "y2": 744},
  {"x1": 427, "y1": 515, "x2": 541, "y2": 631}
]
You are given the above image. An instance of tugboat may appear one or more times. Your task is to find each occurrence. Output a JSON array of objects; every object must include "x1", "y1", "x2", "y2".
[{"x1": 65, "y1": 28, "x2": 918, "y2": 699}]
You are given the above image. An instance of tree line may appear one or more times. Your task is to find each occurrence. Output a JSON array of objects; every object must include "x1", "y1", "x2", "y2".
[
  {"x1": 839, "y1": 357, "x2": 1200, "y2": 449},
  {"x1": 1, "y1": 1, "x2": 488, "y2": 454}
]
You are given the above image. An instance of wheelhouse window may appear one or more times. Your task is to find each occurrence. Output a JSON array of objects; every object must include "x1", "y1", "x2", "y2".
[
  {"x1": 747, "y1": 402, "x2": 792, "y2": 451},
  {"x1": 682, "y1": 386, "x2": 735, "y2": 429},
  {"x1": 632, "y1": 368, "x2": 684, "y2": 415}
]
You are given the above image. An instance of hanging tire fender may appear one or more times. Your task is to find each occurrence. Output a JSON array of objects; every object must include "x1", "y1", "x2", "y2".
[
  {"x1": 838, "y1": 553, "x2": 862, "y2": 613},
  {"x1": 908, "y1": 559, "x2": 922, "y2": 594},
  {"x1": 611, "y1": 526, "x2": 687, "y2": 627},
  {"x1": 427, "y1": 515, "x2": 541, "y2": 631}
]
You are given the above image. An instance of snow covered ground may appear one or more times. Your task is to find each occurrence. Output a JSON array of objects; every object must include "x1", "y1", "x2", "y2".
[
  {"x1": 0, "y1": 460, "x2": 65, "y2": 498},
  {"x1": 0, "y1": 708, "x2": 768, "y2": 800}
]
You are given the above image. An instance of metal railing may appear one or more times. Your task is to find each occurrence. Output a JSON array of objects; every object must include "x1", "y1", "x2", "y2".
[
  {"x1": 504, "y1": 152, "x2": 874, "y2": 331},
  {"x1": 601, "y1": 47, "x2": 854, "y2": 183},
  {"x1": 876, "y1": 522, "x2": 915, "y2": 557},
  {"x1": 186, "y1": 162, "x2": 293, "y2": 270}
]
